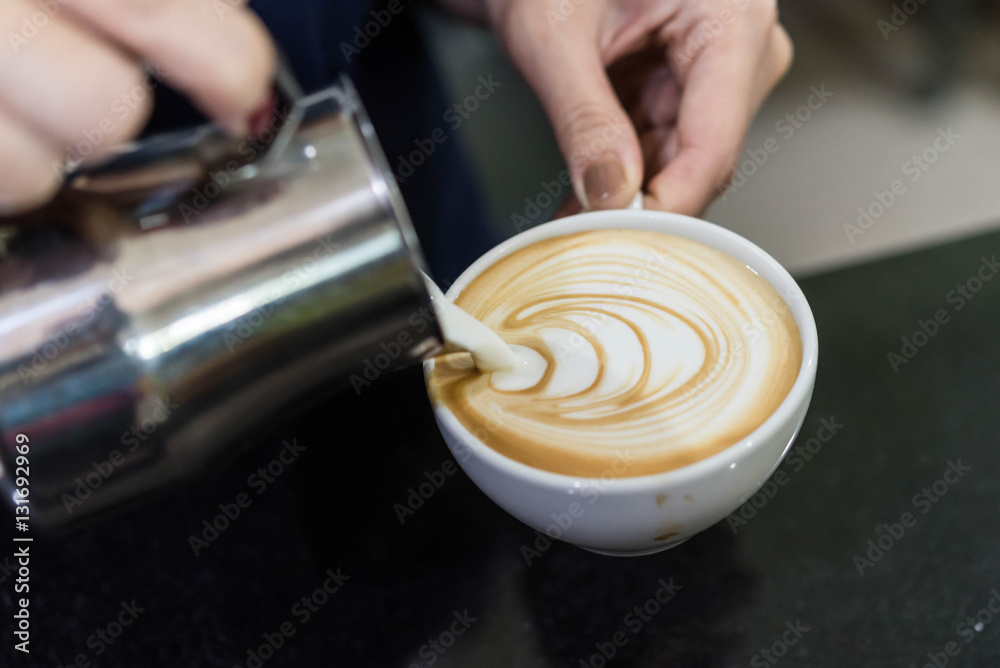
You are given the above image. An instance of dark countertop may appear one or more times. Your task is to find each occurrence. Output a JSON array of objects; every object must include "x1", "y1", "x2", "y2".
[{"x1": 3, "y1": 228, "x2": 1000, "y2": 668}]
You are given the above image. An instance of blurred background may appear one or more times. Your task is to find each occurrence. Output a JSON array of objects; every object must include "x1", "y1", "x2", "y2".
[{"x1": 416, "y1": 0, "x2": 1000, "y2": 275}]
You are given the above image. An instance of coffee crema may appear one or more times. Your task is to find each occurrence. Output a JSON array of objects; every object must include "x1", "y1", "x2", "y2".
[{"x1": 426, "y1": 229, "x2": 802, "y2": 478}]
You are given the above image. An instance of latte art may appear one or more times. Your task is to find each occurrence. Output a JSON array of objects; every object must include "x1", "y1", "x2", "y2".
[{"x1": 427, "y1": 230, "x2": 802, "y2": 477}]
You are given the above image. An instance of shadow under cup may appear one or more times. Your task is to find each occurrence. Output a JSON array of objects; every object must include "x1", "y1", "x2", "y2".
[{"x1": 423, "y1": 210, "x2": 819, "y2": 556}]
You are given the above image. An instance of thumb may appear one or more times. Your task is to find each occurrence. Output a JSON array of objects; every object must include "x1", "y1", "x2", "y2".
[{"x1": 508, "y1": 30, "x2": 642, "y2": 210}]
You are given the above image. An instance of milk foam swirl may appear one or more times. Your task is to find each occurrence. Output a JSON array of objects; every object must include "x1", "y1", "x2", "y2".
[{"x1": 427, "y1": 230, "x2": 802, "y2": 477}]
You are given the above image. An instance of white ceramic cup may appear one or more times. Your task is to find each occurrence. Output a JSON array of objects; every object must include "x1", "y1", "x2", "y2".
[{"x1": 423, "y1": 210, "x2": 818, "y2": 556}]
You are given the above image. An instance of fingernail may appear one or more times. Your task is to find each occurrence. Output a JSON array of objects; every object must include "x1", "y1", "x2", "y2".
[{"x1": 583, "y1": 160, "x2": 627, "y2": 209}]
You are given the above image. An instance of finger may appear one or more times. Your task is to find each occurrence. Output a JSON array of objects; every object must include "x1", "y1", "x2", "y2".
[
  {"x1": 501, "y1": 14, "x2": 643, "y2": 210},
  {"x1": 0, "y1": 106, "x2": 62, "y2": 215},
  {"x1": 0, "y1": 1, "x2": 152, "y2": 153},
  {"x1": 646, "y1": 33, "x2": 773, "y2": 215},
  {"x1": 58, "y1": 0, "x2": 275, "y2": 133}
]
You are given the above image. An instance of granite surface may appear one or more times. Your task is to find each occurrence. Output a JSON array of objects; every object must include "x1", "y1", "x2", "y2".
[{"x1": 3, "y1": 229, "x2": 1000, "y2": 667}]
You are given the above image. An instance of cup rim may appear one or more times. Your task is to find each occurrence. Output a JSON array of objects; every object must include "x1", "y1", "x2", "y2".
[{"x1": 424, "y1": 209, "x2": 819, "y2": 492}]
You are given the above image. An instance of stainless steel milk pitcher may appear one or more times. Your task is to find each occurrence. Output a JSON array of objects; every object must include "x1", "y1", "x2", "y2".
[{"x1": 0, "y1": 69, "x2": 443, "y2": 530}]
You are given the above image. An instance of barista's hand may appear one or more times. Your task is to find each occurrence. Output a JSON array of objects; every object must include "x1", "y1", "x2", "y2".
[
  {"x1": 443, "y1": 0, "x2": 792, "y2": 214},
  {"x1": 0, "y1": 0, "x2": 275, "y2": 215}
]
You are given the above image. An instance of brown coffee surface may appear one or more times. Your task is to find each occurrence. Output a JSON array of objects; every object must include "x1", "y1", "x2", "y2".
[{"x1": 427, "y1": 229, "x2": 802, "y2": 477}]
